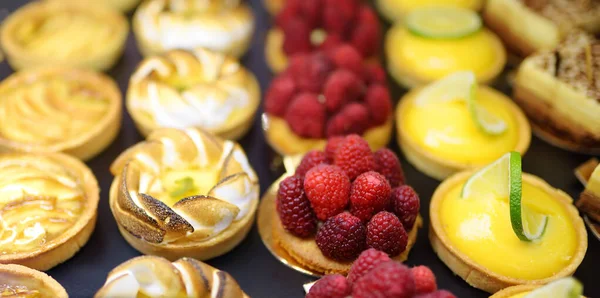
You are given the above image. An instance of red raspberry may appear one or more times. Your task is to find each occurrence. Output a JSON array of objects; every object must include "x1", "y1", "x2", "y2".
[
  {"x1": 304, "y1": 165, "x2": 351, "y2": 220},
  {"x1": 322, "y1": 0, "x2": 359, "y2": 37},
  {"x1": 390, "y1": 185, "x2": 420, "y2": 230},
  {"x1": 366, "y1": 211, "x2": 408, "y2": 256},
  {"x1": 275, "y1": 0, "x2": 301, "y2": 28},
  {"x1": 318, "y1": 33, "x2": 343, "y2": 54},
  {"x1": 295, "y1": 150, "x2": 327, "y2": 177},
  {"x1": 374, "y1": 148, "x2": 405, "y2": 187},
  {"x1": 285, "y1": 93, "x2": 326, "y2": 138},
  {"x1": 329, "y1": 44, "x2": 364, "y2": 78},
  {"x1": 416, "y1": 290, "x2": 457, "y2": 298},
  {"x1": 333, "y1": 135, "x2": 375, "y2": 180},
  {"x1": 350, "y1": 171, "x2": 391, "y2": 221},
  {"x1": 306, "y1": 274, "x2": 351, "y2": 298},
  {"x1": 350, "y1": 6, "x2": 381, "y2": 58},
  {"x1": 352, "y1": 261, "x2": 415, "y2": 298},
  {"x1": 347, "y1": 248, "x2": 391, "y2": 286},
  {"x1": 282, "y1": 18, "x2": 312, "y2": 56},
  {"x1": 325, "y1": 113, "x2": 347, "y2": 138},
  {"x1": 363, "y1": 64, "x2": 387, "y2": 85},
  {"x1": 411, "y1": 266, "x2": 437, "y2": 295},
  {"x1": 265, "y1": 75, "x2": 297, "y2": 117},
  {"x1": 324, "y1": 136, "x2": 346, "y2": 163},
  {"x1": 365, "y1": 84, "x2": 392, "y2": 126},
  {"x1": 276, "y1": 176, "x2": 317, "y2": 237},
  {"x1": 326, "y1": 103, "x2": 371, "y2": 137},
  {"x1": 323, "y1": 70, "x2": 363, "y2": 113},
  {"x1": 315, "y1": 212, "x2": 366, "y2": 261},
  {"x1": 299, "y1": 0, "x2": 322, "y2": 29},
  {"x1": 291, "y1": 52, "x2": 333, "y2": 93}
]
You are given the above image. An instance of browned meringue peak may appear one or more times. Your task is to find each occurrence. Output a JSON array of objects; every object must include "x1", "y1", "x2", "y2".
[
  {"x1": 95, "y1": 255, "x2": 247, "y2": 298},
  {"x1": 110, "y1": 128, "x2": 258, "y2": 244}
]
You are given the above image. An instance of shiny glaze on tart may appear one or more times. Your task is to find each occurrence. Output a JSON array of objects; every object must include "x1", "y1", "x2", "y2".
[{"x1": 0, "y1": 264, "x2": 68, "y2": 298}]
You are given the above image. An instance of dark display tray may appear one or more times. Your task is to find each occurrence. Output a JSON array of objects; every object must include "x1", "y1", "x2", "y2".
[{"x1": 1, "y1": 1, "x2": 599, "y2": 297}]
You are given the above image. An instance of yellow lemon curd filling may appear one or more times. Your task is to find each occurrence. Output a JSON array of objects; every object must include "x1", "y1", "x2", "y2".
[
  {"x1": 440, "y1": 179, "x2": 578, "y2": 280},
  {"x1": 507, "y1": 293, "x2": 529, "y2": 298},
  {"x1": 401, "y1": 88, "x2": 519, "y2": 165},
  {"x1": 153, "y1": 169, "x2": 220, "y2": 207}
]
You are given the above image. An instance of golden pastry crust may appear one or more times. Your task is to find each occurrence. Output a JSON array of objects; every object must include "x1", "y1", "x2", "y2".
[
  {"x1": 95, "y1": 255, "x2": 248, "y2": 298},
  {"x1": 127, "y1": 48, "x2": 260, "y2": 140},
  {"x1": 133, "y1": 0, "x2": 255, "y2": 58},
  {"x1": 50, "y1": 0, "x2": 142, "y2": 12},
  {"x1": 489, "y1": 284, "x2": 539, "y2": 298},
  {"x1": 0, "y1": 67, "x2": 122, "y2": 161},
  {"x1": 0, "y1": 1, "x2": 128, "y2": 71},
  {"x1": 430, "y1": 171, "x2": 588, "y2": 294},
  {"x1": 109, "y1": 128, "x2": 259, "y2": 261},
  {"x1": 0, "y1": 264, "x2": 68, "y2": 298},
  {"x1": 0, "y1": 152, "x2": 99, "y2": 271}
]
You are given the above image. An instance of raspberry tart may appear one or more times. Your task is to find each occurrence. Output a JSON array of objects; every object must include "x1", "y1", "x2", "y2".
[
  {"x1": 109, "y1": 128, "x2": 259, "y2": 261},
  {"x1": 95, "y1": 255, "x2": 248, "y2": 298},
  {"x1": 258, "y1": 135, "x2": 421, "y2": 275},
  {"x1": 265, "y1": 0, "x2": 382, "y2": 73},
  {"x1": 127, "y1": 48, "x2": 260, "y2": 140},
  {"x1": 375, "y1": 0, "x2": 484, "y2": 22},
  {"x1": 0, "y1": 264, "x2": 68, "y2": 298},
  {"x1": 263, "y1": 48, "x2": 393, "y2": 156}
]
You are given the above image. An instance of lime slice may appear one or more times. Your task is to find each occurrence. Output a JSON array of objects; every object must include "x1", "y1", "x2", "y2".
[
  {"x1": 524, "y1": 277, "x2": 583, "y2": 298},
  {"x1": 405, "y1": 7, "x2": 482, "y2": 39},
  {"x1": 461, "y1": 152, "x2": 548, "y2": 241}
]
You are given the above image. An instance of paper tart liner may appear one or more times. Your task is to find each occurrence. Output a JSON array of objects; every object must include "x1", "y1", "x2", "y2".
[
  {"x1": 395, "y1": 86, "x2": 531, "y2": 181},
  {"x1": 0, "y1": 264, "x2": 68, "y2": 298},
  {"x1": 429, "y1": 171, "x2": 588, "y2": 294},
  {"x1": 0, "y1": 152, "x2": 99, "y2": 271},
  {"x1": 0, "y1": 1, "x2": 128, "y2": 72}
]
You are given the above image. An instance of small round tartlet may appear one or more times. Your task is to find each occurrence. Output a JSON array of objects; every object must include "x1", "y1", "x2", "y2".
[
  {"x1": 51, "y1": 0, "x2": 142, "y2": 12},
  {"x1": 489, "y1": 285, "x2": 547, "y2": 298},
  {"x1": 375, "y1": 0, "x2": 484, "y2": 22},
  {"x1": 0, "y1": 68, "x2": 122, "y2": 161},
  {"x1": 109, "y1": 128, "x2": 259, "y2": 261},
  {"x1": 95, "y1": 255, "x2": 248, "y2": 298},
  {"x1": 263, "y1": 0, "x2": 285, "y2": 15},
  {"x1": 430, "y1": 171, "x2": 587, "y2": 293},
  {"x1": 133, "y1": 0, "x2": 255, "y2": 58},
  {"x1": 0, "y1": 264, "x2": 68, "y2": 298},
  {"x1": 0, "y1": 1, "x2": 128, "y2": 72},
  {"x1": 127, "y1": 48, "x2": 260, "y2": 140},
  {"x1": 0, "y1": 152, "x2": 99, "y2": 271}
]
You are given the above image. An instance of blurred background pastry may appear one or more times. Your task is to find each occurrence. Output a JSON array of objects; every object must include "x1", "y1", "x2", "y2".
[
  {"x1": 50, "y1": 0, "x2": 142, "y2": 12},
  {"x1": 0, "y1": 264, "x2": 68, "y2": 298},
  {"x1": 375, "y1": 0, "x2": 483, "y2": 23}
]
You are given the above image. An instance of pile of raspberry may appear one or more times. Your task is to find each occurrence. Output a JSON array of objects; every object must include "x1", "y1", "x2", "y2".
[
  {"x1": 275, "y1": 0, "x2": 381, "y2": 59},
  {"x1": 265, "y1": 45, "x2": 392, "y2": 139},
  {"x1": 276, "y1": 135, "x2": 420, "y2": 261},
  {"x1": 306, "y1": 249, "x2": 457, "y2": 298}
]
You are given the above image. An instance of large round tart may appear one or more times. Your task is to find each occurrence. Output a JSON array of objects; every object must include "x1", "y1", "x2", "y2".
[{"x1": 0, "y1": 264, "x2": 68, "y2": 298}]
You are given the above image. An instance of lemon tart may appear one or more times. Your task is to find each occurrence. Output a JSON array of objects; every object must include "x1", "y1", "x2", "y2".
[
  {"x1": 375, "y1": 0, "x2": 484, "y2": 22},
  {"x1": 51, "y1": 0, "x2": 142, "y2": 12},
  {"x1": 484, "y1": 0, "x2": 600, "y2": 57},
  {"x1": 490, "y1": 284, "x2": 584, "y2": 298},
  {"x1": 127, "y1": 48, "x2": 260, "y2": 140},
  {"x1": 396, "y1": 72, "x2": 531, "y2": 180},
  {"x1": 109, "y1": 128, "x2": 259, "y2": 261},
  {"x1": 0, "y1": 152, "x2": 99, "y2": 271},
  {"x1": 0, "y1": 68, "x2": 122, "y2": 161},
  {"x1": 514, "y1": 31, "x2": 600, "y2": 153},
  {"x1": 0, "y1": 1, "x2": 128, "y2": 72},
  {"x1": 386, "y1": 7, "x2": 506, "y2": 88},
  {"x1": 0, "y1": 264, "x2": 68, "y2": 298},
  {"x1": 133, "y1": 0, "x2": 255, "y2": 58},
  {"x1": 95, "y1": 255, "x2": 248, "y2": 298}
]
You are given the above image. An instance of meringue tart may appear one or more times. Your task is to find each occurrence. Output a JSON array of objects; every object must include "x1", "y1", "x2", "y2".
[
  {"x1": 430, "y1": 171, "x2": 587, "y2": 293},
  {"x1": 0, "y1": 68, "x2": 122, "y2": 161},
  {"x1": 514, "y1": 31, "x2": 600, "y2": 153},
  {"x1": 133, "y1": 0, "x2": 255, "y2": 58},
  {"x1": 484, "y1": 0, "x2": 600, "y2": 57},
  {"x1": 109, "y1": 128, "x2": 259, "y2": 261},
  {"x1": 51, "y1": 0, "x2": 142, "y2": 12},
  {"x1": 0, "y1": 152, "x2": 99, "y2": 271},
  {"x1": 127, "y1": 48, "x2": 260, "y2": 140},
  {"x1": 0, "y1": 264, "x2": 68, "y2": 298},
  {"x1": 95, "y1": 255, "x2": 248, "y2": 298},
  {"x1": 0, "y1": 1, "x2": 128, "y2": 71},
  {"x1": 375, "y1": 0, "x2": 484, "y2": 22}
]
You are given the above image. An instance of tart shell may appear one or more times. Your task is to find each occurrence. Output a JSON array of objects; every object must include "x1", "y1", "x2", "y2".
[
  {"x1": 0, "y1": 264, "x2": 68, "y2": 298},
  {"x1": 429, "y1": 171, "x2": 588, "y2": 294}
]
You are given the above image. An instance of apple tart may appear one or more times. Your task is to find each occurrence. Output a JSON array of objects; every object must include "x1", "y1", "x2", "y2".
[
  {"x1": 133, "y1": 0, "x2": 255, "y2": 58},
  {"x1": 109, "y1": 128, "x2": 259, "y2": 261},
  {"x1": 127, "y1": 48, "x2": 260, "y2": 140},
  {"x1": 0, "y1": 152, "x2": 99, "y2": 271},
  {"x1": 95, "y1": 255, "x2": 248, "y2": 298},
  {"x1": 0, "y1": 264, "x2": 68, "y2": 298},
  {"x1": 0, "y1": 1, "x2": 128, "y2": 71},
  {"x1": 0, "y1": 68, "x2": 122, "y2": 161}
]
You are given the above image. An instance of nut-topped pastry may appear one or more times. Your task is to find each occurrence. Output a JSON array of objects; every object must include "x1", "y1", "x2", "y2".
[
  {"x1": 0, "y1": 152, "x2": 99, "y2": 271},
  {"x1": 0, "y1": 264, "x2": 68, "y2": 298},
  {"x1": 133, "y1": 0, "x2": 255, "y2": 58},
  {"x1": 109, "y1": 128, "x2": 259, "y2": 261},
  {"x1": 484, "y1": 0, "x2": 600, "y2": 57},
  {"x1": 127, "y1": 48, "x2": 260, "y2": 140},
  {"x1": 0, "y1": 68, "x2": 122, "y2": 161},
  {"x1": 0, "y1": 1, "x2": 128, "y2": 71},
  {"x1": 95, "y1": 255, "x2": 248, "y2": 298},
  {"x1": 375, "y1": 0, "x2": 484, "y2": 22},
  {"x1": 514, "y1": 31, "x2": 600, "y2": 153}
]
